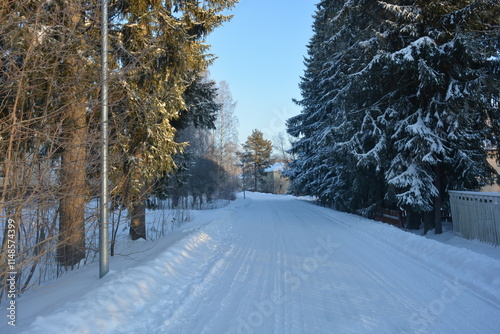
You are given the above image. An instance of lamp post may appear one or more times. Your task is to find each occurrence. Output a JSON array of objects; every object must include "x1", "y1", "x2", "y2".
[
  {"x1": 238, "y1": 162, "x2": 246, "y2": 199},
  {"x1": 99, "y1": 0, "x2": 109, "y2": 279},
  {"x1": 242, "y1": 170, "x2": 246, "y2": 199}
]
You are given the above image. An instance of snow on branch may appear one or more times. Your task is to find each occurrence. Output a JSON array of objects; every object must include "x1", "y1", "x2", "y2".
[
  {"x1": 377, "y1": 1, "x2": 422, "y2": 22},
  {"x1": 390, "y1": 36, "x2": 439, "y2": 64},
  {"x1": 387, "y1": 162, "x2": 438, "y2": 211}
]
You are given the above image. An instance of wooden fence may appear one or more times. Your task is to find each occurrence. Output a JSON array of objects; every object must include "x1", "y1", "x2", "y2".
[
  {"x1": 374, "y1": 208, "x2": 405, "y2": 228},
  {"x1": 449, "y1": 190, "x2": 500, "y2": 245}
]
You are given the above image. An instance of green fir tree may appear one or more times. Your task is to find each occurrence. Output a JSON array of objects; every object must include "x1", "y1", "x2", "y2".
[{"x1": 242, "y1": 130, "x2": 273, "y2": 192}]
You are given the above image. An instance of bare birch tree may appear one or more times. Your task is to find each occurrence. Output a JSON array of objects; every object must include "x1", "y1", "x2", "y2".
[{"x1": 211, "y1": 81, "x2": 240, "y2": 175}]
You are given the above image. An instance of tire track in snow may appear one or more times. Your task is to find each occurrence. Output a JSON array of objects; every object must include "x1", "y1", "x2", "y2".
[
  {"x1": 300, "y1": 201, "x2": 500, "y2": 310},
  {"x1": 288, "y1": 200, "x2": 500, "y2": 333},
  {"x1": 21, "y1": 194, "x2": 500, "y2": 334}
]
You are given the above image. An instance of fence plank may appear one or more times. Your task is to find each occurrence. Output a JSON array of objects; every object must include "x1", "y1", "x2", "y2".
[
  {"x1": 449, "y1": 190, "x2": 500, "y2": 246},
  {"x1": 374, "y1": 208, "x2": 404, "y2": 228}
]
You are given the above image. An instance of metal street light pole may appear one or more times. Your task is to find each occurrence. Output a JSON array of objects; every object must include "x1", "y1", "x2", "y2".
[{"x1": 99, "y1": 0, "x2": 109, "y2": 279}]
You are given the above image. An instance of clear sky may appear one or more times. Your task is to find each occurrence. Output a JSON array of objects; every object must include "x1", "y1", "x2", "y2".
[{"x1": 206, "y1": 0, "x2": 318, "y2": 145}]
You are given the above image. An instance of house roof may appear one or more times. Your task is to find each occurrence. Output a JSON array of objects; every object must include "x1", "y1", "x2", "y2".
[{"x1": 265, "y1": 162, "x2": 286, "y2": 173}]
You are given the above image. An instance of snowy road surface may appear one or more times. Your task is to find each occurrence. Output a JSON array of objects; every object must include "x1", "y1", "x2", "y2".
[{"x1": 9, "y1": 193, "x2": 500, "y2": 333}]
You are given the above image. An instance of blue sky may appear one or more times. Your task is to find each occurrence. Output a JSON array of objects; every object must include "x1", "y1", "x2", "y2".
[{"x1": 206, "y1": 0, "x2": 318, "y2": 145}]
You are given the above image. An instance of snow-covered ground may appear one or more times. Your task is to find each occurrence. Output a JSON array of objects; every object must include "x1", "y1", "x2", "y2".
[{"x1": 3, "y1": 192, "x2": 500, "y2": 333}]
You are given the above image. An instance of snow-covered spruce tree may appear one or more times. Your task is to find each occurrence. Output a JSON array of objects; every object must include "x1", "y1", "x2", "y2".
[
  {"x1": 107, "y1": 0, "x2": 237, "y2": 240},
  {"x1": 287, "y1": 0, "x2": 345, "y2": 206},
  {"x1": 288, "y1": 0, "x2": 499, "y2": 232},
  {"x1": 287, "y1": 0, "x2": 389, "y2": 213},
  {"x1": 371, "y1": 1, "x2": 500, "y2": 232}
]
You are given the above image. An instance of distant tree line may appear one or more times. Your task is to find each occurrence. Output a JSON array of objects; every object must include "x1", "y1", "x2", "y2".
[
  {"x1": 156, "y1": 79, "x2": 241, "y2": 206},
  {"x1": 287, "y1": 0, "x2": 500, "y2": 233},
  {"x1": 0, "y1": 0, "x2": 237, "y2": 297}
]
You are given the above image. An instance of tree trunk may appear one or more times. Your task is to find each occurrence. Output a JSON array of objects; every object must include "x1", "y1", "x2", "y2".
[
  {"x1": 423, "y1": 211, "x2": 434, "y2": 235},
  {"x1": 406, "y1": 209, "x2": 421, "y2": 230},
  {"x1": 128, "y1": 159, "x2": 148, "y2": 240},
  {"x1": 57, "y1": 97, "x2": 87, "y2": 267},
  {"x1": 130, "y1": 199, "x2": 147, "y2": 240},
  {"x1": 434, "y1": 165, "x2": 443, "y2": 234},
  {"x1": 253, "y1": 165, "x2": 258, "y2": 191},
  {"x1": 56, "y1": 1, "x2": 88, "y2": 267}
]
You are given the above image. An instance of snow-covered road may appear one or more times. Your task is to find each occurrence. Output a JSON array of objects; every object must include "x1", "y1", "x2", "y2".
[{"x1": 9, "y1": 193, "x2": 500, "y2": 333}]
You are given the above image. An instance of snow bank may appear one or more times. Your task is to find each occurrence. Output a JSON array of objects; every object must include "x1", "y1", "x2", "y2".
[{"x1": 16, "y1": 210, "x2": 236, "y2": 334}]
